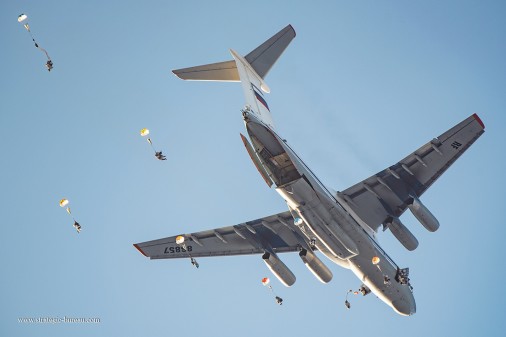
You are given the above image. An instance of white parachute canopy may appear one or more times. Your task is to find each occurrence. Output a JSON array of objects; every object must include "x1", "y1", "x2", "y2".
[
  {"x1": 59, "y1": 198, "x2": 69, "y2": 207},
  {"x1": 18, "y1": 14, "x2": 28, "y2": 23}
]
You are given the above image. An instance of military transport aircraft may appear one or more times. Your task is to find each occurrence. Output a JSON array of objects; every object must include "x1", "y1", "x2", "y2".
[{"x1": 133, "y1": 25, "x2": 485, "y2": 316}]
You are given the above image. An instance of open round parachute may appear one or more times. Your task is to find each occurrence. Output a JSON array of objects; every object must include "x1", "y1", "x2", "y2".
[
  {"x1": 371, "y1": 256, "x2": 380, "y2": 265},
  {"x1": 59, "y1": 198, "x2": 69, "y2": 207},
  {"x1": 140, "y1": 128, "x2": 150, "y2": 137},
  {"x1": 261, "y1": 277, "x2": 270, "y2": 286},
  {"x1": 176, "y1": 235, "x2": 185, "y2": 245},
  {"x1": 18, "y1": 14, "x2": 28, "y2": 23}
]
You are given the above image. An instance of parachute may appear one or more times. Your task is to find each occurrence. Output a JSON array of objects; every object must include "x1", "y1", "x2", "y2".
[
  {"x1": 175, "y1": 235, "x2": 199, "y2": 268},
  {"x1": 140, "y1": 128, "x2": 166, "y2": 160},
  {"x1": 17, "y1": 14, "x2": 28, "y2": 23},
  {"x1": 59, "y1": 198, "x2": 82, "y2": 233},
  {"x1": 59, "y1": 198, "x2": 69, "y2": 207},
  {"x1": 370, "y1": 256, "x2": 390, "y2": 284},
  {"x1": 18, "y1": 13, "x2": 53, "y2": 71},
  {"x1": 261, "y1": 277, "x2": 283, "y2": 305}
]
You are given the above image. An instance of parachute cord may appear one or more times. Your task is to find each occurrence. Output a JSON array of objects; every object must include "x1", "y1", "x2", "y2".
[
  {"x1": 179, "y1": 242, "x2": 199, "y2": 268},
  {"x1": 345, "y1": 289, "x2": 354, "y2": 309},
  {"x1": 147, "y1": 138, "x2": 157, "y2": 153},
  {"x1": 38, "y1": 47, "x2": 51, "y2": 60},
  {"x1": 266, "y1": 284, "x2": 279, "y2": 297},
  {"x1": 28, "y1": 31, "x2": 51, "y2": 60},
  {"x1": 28, "y1": 32, "x2": 38, "y2": 48}
]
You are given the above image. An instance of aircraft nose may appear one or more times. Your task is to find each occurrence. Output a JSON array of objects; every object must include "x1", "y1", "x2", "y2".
[{"x1": 392, "y1": 297, "x2": 416, "y2": 316}]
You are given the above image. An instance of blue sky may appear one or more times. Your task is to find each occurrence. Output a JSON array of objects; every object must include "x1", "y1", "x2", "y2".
[{"x1": 1, "y1": 1, "x2": 505, "y2": 336}]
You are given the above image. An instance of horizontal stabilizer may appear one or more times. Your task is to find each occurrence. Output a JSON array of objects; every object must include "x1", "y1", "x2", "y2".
[{"x1": 173, "y1": 60, "x2": 239, "y2": 81}]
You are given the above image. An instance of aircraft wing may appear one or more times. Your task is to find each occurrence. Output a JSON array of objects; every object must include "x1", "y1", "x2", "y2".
[
  {"x1": 338, "y1": 113, "x2": 485, "y2": 232},
  {"x1": 134, "y1": 211, "x2": 304, "y2": 259}
]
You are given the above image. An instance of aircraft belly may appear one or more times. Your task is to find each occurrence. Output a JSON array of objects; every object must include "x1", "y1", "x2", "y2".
[
  {"x1": 275, "y1": 177, "x2": 359, "y2": 259},
  {"x1": 245, "y1": 119, "x2": 301, "y2": 187},
  {"x1": 243, "y1": 118, "x2": 362, "y2": 260}
]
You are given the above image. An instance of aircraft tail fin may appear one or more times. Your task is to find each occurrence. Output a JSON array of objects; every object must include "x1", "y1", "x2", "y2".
[
  {"x1": 244, "y1": 24, "x2": 295, "y2": 79},
  {"x1": 172, "y1": 25, "x2": 296, "y2": 129},
  {"x1": 172, "y1": 25, "x2": 295, "y2": 82}
]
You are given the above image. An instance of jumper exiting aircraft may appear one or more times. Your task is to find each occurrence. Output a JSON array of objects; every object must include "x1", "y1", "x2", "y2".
[{"x1": 133, "y1": 25, "x2": 485, "y2": 315}]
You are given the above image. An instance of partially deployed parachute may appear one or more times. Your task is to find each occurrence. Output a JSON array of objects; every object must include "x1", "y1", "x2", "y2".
[
  {"x1": 17, "y1": 14, "x2": 28, "y2": 23},
  {"x1": 59, "y1": 198, "x2": 69, "y2": 208},
  {"x1": 175, "y1": 235, "x2": 199, "y2": 268},
  {"x1": 261, "y1": 277, "x2": 283, "y2": 305},
  {"x1": 59, "y1": 198, "x2": 81, "y2": 233},
  {"x1": 18, "y1": 13, "x2": 53, "y2": 71},
  {"x1": 140, "y1": 128, "x2": 166, "y2": 160}
]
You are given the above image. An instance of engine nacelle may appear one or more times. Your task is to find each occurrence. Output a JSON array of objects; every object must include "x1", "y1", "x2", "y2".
[
  {"x1": 262, "y1": 252, "x2": 296, "y2": 287},
  {"x1": 299, "y1": 249, "x2": 333, "y2": 283},
  {"x1": 407, "y1": 195, "x2": 440, "y2": 232},
  {"x1": 386, "y1": 217, "x2": 419, "y2": 251}
]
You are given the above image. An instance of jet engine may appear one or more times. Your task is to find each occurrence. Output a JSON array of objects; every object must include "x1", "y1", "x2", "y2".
[
  {"x1": 262, "y1": 252, "x2": 296, "y2": 287},
  {"x1": 299, "y1": 249, "x2": 333, "y2": 283},
  {"x1": 407, "y1": 195, "x2": 440, "y2": 232},
  {"x1": 386, "y1": 217, "x2": 419, "y2": 251}
]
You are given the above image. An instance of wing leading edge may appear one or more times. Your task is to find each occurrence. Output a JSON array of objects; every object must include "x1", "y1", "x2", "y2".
[{"x1": 338, "y1": 114, "x2": 485, "y2": 233}]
